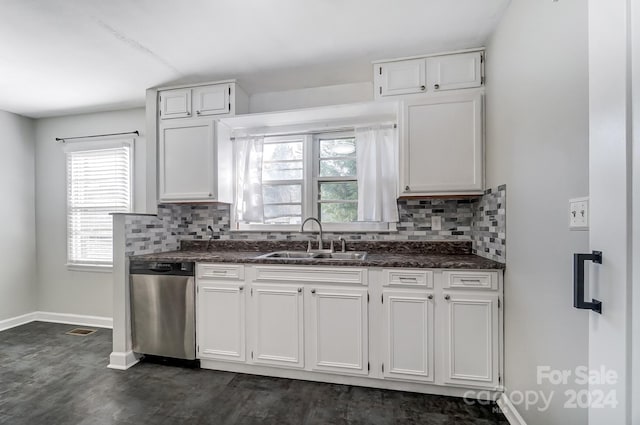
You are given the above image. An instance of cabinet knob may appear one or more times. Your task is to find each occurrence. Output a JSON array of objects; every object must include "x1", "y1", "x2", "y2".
[
  {"x1": 444, "y1": 294, "x2": 450, "y2": 300},
  {"x1": 420, "y1": 85, "x2": 426, "y2": 91},
  {"x1": 311, "y1": 289, "x2": 316, "y2": 294},
  {"x1": 434, "y1": 84, "x2": 440, "y2": 90},
  {"x1": 428, "y1": 294, "x2": 433, "y2": 300},
  {"x1": 239, "y1": 286, "x2": 244, "y2": 291},
  {"x1": 405, "y1": 185, "x2": 410, "y2": 191},
  {"x1": 298, "y1": 287, "x2": 302, "y2": 293},
  {"x1": 196, "y1": 110, "x2": 201, "y2": 115}
]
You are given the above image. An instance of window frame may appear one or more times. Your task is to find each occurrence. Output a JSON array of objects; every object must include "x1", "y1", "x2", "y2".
[
  {"x1": 233, "y1": 131, "x2": 394, "y2": 233},
  {"x1": 64, "y1": 138, "x2": 134, "y2": 270}
]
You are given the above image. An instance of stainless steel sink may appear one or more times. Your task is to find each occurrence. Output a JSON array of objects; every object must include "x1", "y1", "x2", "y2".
[
  {"x1": 255, "y1": 251, "x2": 368, "y2": 261},
  {"x1": 315, "y1": 252, "x2": 368, "y2": 260}
]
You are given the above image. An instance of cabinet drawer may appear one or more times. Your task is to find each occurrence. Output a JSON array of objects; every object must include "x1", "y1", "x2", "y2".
[
  {"x1": 443, "y1": 271, "x2": 498, "y2": 290},
  {"x1": 253, "y1": 266, "x2": 367, "y2": 286},
  {"x1": 197, "y1": 264, "x2": 245, "y2": 281},
  {"x1": 383, "y1": 269, "x2": 433, "y2": 288}
]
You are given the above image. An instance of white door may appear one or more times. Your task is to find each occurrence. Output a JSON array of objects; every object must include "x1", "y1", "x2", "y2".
[
  {"x1": 377, "y1": 59, "x2": 426, "y2": 97},
  {"x1": 158, "y1": 119, "x2": 216, "y2": 202},
  {"x1": 197, "y1": 282, "x2": 245, "y2": 362},
  {"x1": 587, "y1": 0, "x2": 635, "y2": 422},
  {"x1": 251, "y1": 284, "x2": 304, "y2": 369},
  {"x1": 308, "y1": 286, "x2": 368, "y2": 375},
  {"x1": 400, "y1": 92, "x2": 483, "y2": 195},
  {"x1": 442, "y1": 292, "x2": 500, "y2": 388},
  {"x1": 426, "y1": 52, "x2": 483, "y2": 92},
  {"x1": 193, "y1": 84, "x2": 230, "y2": 116},
  {"x1": 382, "y1": 290, "x2": 435, "y2": 382},
  {"x1": 159, "y1": 88, "x2": 191, "y2": 119}
]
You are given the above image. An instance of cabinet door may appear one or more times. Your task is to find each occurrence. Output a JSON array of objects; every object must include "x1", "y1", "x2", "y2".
[
  {"x1": 442, "y1": 293, "x2": 500, "y2": 388},
  {"x1": 377, "y1": 59, "x2": 427, "y2": 97},
  {"x1": 308, "y1": 286, "x2": 368, "y2": 375},
  {"x1": 193, "y1": 84, "x2": 230, "y2": 117},
  {"x1": 427, "y1": 52, "x2": 483, "y2": 92},
  {"x1": 197, "y1": 281, "x2": 246, "y2": 362},
  {"x1": 160, "y1": 88, "x2": 192, "y2": 119},
  {"x1": 382, "y1": 290, "x2": 434, "y2": 382},
  {"x1": 251, "y1": 284, "x2": 304, "y2": 369},
  {"x1": 400, "y1": 92, "x2": 483, "y2": 195},
  {"x1": 158, "y1": 119, "x2": 216, "y2": 202}
]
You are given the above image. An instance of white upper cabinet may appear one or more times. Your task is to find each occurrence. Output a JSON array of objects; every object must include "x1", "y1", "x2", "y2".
[
  {"x1": 426, "y1": 51, "x2": 483, "y2": 92},
  {"x1": 193, "y1": 85, "x2": 231, "y2": 117},
  {"x1": 377, "y1": 58, "x2": 427, "y2": 97},
  {"x1": 159, "y1": 81, "x2": 247, "y2": 120},
  {"x1": 158, "y1": 119, "x2": 231, "y2": 202},
  {"x1": 400, "y1": 92, "x2": 484, "y2": 195},
  {"x1": 160, "y1": 88, "x2": 192, "y2": 119},
  {"x1": 374, "y1": 50, "x2": 484, "y2": 99}
]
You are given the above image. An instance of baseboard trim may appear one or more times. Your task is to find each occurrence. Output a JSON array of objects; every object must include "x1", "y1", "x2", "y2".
[
  {"x1": 0, "y1": 311, "x2": 113, "y2": 332},
  {"x1": 108, "y1": 351, "x2": 140, "y2": 370},
  {"x1": 35, "y1": 312, "x2": 113, "y2": 329},
  {"x1": 0, "y1": 312, "x2": 39, "y2": 332},
  {"x1": 497, "y1": 393, "x2": 527, "y2": 425}
]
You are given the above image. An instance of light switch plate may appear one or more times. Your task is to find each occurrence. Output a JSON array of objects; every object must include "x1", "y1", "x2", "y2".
[{"x1": 569, "y1": 197, "x2": 589, "y2": 230}]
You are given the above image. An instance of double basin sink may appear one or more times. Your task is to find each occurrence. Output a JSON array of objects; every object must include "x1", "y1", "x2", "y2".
[{"x1": 255, "y1": 251, "x2": 368, "y2": 261}]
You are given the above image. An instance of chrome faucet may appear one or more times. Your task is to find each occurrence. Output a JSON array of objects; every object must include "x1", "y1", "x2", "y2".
[
  {"x1": 300, "y1": 217, "x2": 325, "y2": 252},
  {"x1": 338, "y1": 236, "x2": 347, "y2": 253},
  {"x1": 206, "y1": 225, "x2": 214, "y2": 250}
]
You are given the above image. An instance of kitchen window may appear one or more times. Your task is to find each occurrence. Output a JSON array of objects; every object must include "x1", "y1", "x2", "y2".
[
  {"x1": 234, "y1": 127, "x2": 397, "y2": 231},
  {"x1": 65, "y1": 139, "x2": 133, "y2": 269}
]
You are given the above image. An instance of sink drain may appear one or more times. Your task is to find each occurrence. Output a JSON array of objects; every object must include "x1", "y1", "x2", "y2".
[{"x1": 65, "y1": 328, "x2": 97, "y2": 336}]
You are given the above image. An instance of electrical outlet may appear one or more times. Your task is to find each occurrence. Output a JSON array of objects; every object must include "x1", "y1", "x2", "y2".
[
  {"x1": 431, "y1": 216, "x2": 442, "y2": 231},
  {"x1": 569, "y1": 197, "x2": 589, "y2": 230}
]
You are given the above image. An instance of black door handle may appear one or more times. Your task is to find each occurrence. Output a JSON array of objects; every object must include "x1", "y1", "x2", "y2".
[{"x1": 573, "y1": 251, "x2": 602, "y2": 314}]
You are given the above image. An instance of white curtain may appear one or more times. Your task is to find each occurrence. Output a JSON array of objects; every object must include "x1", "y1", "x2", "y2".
[
  {"x1": 234, "y1": 136, "x2": 265, "y2": 223},
  {"x1": 355, "y1": 126, "x2": 399, "y2": 223}
]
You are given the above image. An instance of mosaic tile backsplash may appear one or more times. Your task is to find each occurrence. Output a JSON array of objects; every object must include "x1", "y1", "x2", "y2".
[{"x1": 124, "y1": 186, "x2": 506, "y2": 262}]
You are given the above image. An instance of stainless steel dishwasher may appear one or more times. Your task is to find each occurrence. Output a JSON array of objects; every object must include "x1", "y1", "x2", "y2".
[{"x1": 129, "y1": 261, "x2": 196, "y2": 360}]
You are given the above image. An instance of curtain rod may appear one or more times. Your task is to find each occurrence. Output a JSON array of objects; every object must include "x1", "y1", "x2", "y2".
[
  {"x1": 56, "y1": 130, "x2": 139, "y2": 143},
  {"x1": 230, "y1": 123, "x2": 397, "y2": 141}
]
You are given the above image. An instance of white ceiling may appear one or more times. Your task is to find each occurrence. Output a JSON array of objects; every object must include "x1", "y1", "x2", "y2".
[{"x1": 0, "y1": 0, "x2": 510, "y2": 118}]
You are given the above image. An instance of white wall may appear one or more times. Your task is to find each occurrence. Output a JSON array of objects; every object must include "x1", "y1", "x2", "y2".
[
  {"x1": 0, "y1": 111, "x2": 36, "y2": 322},
  {"x1": 249, "y1": 82, "x2": 373, "y2": 113},
  {"x1": 485, "y1": 0, "x2": 589, "y2": 424},
  {"x1": 34, "y1": 108, "x2": 146, "y2": 318}
]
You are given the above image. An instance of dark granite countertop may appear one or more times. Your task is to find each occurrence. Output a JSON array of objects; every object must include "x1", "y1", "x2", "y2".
[{"x1": 130, "y1": 240, "x2": 505, "y2": 270}]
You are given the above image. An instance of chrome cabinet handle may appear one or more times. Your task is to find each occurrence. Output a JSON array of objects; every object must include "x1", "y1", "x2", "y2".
[
  {"x1": 399, "y1": 276, "x2": 417, "y2": 281},
  {"x1": 434, "y1": 84, "x2": 440, "y2": 89},
  {"x1": 461, "y1": 279, "x2": 481, "y2": 283},
  {"x1": 239, "y1": 286, "x2": 244, "y2": 291},
  {"x1": 196, "y1": 110, "x2": 201, "y2": 115},
  {"x1": 311, "y1": 289, "x2": 316, "y2": 294},
  {"x1": 420, "y1": 85, "x2": 426, "y2": 91},
  {"x1": 428, "y1": 294, "x2": 433, "y2": 300},
  {"x1": 298, "y1": 287, "x2": 302, "y2": 293},
  {"x1": 444, "y1": 294, "x2": 450, "y2": 300},
  {"x1": 405, "y1": 185, "x2": 410, "y2": 191}
]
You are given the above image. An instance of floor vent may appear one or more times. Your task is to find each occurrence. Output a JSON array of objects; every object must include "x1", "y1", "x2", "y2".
[{"x1": 65, "y1": 328, "x2": 97, "y2": 336}]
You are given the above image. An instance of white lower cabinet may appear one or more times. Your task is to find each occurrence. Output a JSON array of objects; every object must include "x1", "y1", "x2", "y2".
[
  {"x1": 197, "y1": 281, "x2": 246, "y2": 362},
  {"x1": 382, "y1": 289, "x2": 435, "y2": 382},
  {"x1": 249, "y1": 284, "x2": 304, "y2": 368},
  {"x1": 308, "y1": 286, "x2": 369, "y2": 376},
  {"x1": 442, "y1": 292, "x2": 500, "y2": 388},
  {"x1": 196, "y1": 264, "x2": 502, "y2": 394}
]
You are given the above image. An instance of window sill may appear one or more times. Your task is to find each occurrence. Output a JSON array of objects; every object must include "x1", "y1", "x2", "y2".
[{"x1": 66, "y1": 264, "x2": 113, "y2": 273}]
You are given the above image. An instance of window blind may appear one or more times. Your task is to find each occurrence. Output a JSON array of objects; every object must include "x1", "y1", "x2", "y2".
[{"x1": 66, "y1": 144, "x2": 131, "y2": 266}]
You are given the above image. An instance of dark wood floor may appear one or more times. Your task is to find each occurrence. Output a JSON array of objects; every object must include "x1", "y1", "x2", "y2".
[{"x1": 0, "y1": 322, "x2": 509, "y2": 424}]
